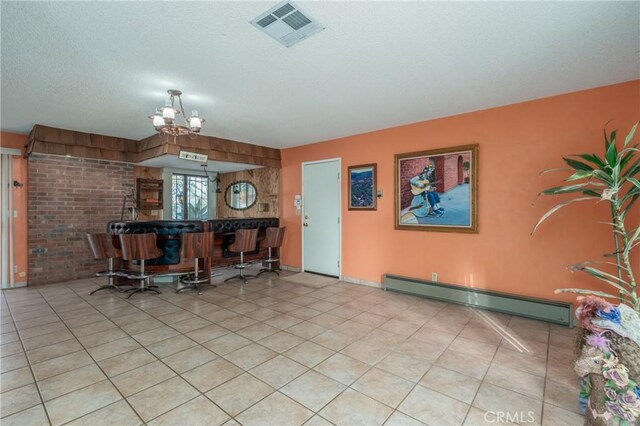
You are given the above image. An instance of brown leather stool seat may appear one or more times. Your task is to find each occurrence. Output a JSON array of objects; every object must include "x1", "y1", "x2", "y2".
[
  {"x1": 224, "y1": 228, "x2": 259, "y2": 285},
  {"x1": 86, "y1": 233, "x2": 124, "y2": 295},
  {"x1": 177, "y1": 231, "x2": 216, "y2": 295},
  {"x1": 258, "y1": 227, "x2": 285, "y2": 276},
  {"x1": 119, "y1": 233, "x2": 163, "y2": 298}
]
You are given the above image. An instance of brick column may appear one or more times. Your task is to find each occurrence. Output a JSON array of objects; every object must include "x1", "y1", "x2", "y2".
[{"x1": 28, "y1": 154, "x2": 134, "y2": 285}]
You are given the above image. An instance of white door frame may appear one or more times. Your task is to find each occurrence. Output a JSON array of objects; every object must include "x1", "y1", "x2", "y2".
[
  {"x1": 301, "y1": 157, "x2": 342, "y2": 279},
  {"x1": 1, "y1": 148, "x2": 21, "y2": 289}
]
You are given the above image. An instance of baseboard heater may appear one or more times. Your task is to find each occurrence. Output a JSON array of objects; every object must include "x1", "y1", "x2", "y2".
[{"x1": 383, "y1": 274, "x2": 573, "y2": 327}]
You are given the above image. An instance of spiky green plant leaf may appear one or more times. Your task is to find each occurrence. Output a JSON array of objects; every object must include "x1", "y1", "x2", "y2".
[
  {"x1": 540, "y1": 183, "x2": 591, "y2": 195},
  {"x1": 627, "y1": 177, "x2": 640, "y2": 189},
  {"x1": 531, "y1": 197, "x2": 595, "y2": 235},
  {"x1": 574, "y1": 154, "x2": 606, "y2": 168},
  {"x1": 563, "y1": 157, "x2": 594, "y2": 171},
  {"x1": 576, "y1": 154, "x2": 606, "y2": 168},
  {"x1": 565, "y1": 170, "x2": 593, "y2": 181},
  {"x1": 554, "y1": 288, "x2": 621, "y2": 300},
  {"x1": 579, "y1": 267, "x2": 631, "y2": 296},
  {"x1": 624, "y1": 122, "x2": 638, "y2": 147},
  {"x1": 540, "y1": 168, "x2": 574, "y2": 176},
  {"x1": 592, "y1": 169, "x2": 614, "y2": 184},
  {"x1": 605, "y1": 133, "x2": 618, "y2": 166},
  {"x1": 582, "y1": 189, "x2": 601, "y2": 197},
  {"x1": 623, "y1": 158, "x2": 640, "y2": 177},
  {"x1": 536, "y1": 123, "x2": 639, "y2": 312}
]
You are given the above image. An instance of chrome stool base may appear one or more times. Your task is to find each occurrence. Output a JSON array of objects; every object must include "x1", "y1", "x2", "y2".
[
  {"x1": 224, "y1": 273, "x2": 257, "y2": 285},
  {"x1": 176, "y1": 276, "x2": 215, "y2": 295},
  {"x1": 90, "y1": 259, "x2": 125, "y2": 295},
  {"x1": 257, "y1": 248, "x2": 280, "y2": 276},
  {"x1": 90, "y1": 283, "x2": 120, "y2": 295},
  {"x1": 176, "y1": 259, "x2": 215, "y2": 295},
  {"x1": 126, "y1": 287, "x2": 162, "y2": 298},
  {"x1": 125, "y1": 266, "x2": 161, "y2": 299},
  {"x1": 225, "y1": 252, "x2": 257, "y2": 285}
]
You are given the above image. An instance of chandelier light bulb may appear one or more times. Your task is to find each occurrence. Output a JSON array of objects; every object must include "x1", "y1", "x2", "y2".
[
  {"x1": 189, "y1": 110, "x2": 202, "y2": 131},
  {"x1": 162, "y1": 100, "x2": 175, "y2": 121},
  {"x1": 190, "y1": 118, "x2": 202, "y2": 131},
  {"x1": 151, "y1": 109, "x2": 164, "y2": 127}
]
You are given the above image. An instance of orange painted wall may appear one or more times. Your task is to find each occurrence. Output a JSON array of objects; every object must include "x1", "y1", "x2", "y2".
[
  {"x1": 280, "y1": 80, "x2": 640, "y2": 305},
  {"x1": 0, "y1": 132, "x2": 29, "y2": 284}
]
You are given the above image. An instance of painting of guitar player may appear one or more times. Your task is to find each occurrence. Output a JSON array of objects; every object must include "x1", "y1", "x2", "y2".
[{"x1": 395, "y1": 144, "x2": 478, "y2": 233}]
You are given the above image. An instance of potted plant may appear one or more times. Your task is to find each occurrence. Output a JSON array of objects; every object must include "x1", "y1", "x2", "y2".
[{"x1": 533, "y1": 123, "x2": 640, "y2": 425}]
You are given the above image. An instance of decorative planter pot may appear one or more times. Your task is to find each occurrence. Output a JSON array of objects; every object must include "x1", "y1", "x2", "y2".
[{"x1": 573, "y1": 299, "x2": 640, "y2": 425}]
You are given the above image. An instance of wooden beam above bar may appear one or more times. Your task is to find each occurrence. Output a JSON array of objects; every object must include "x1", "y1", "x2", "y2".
[
  {"x1": 25, "y1": 124, "x2": 281, "y2": 168},
  {"x1": 25, "y1": 125, "x2": 139, "y2": 162},
  {"x1": 137, "y1": 134, "x2": 281, "y2": 168}
]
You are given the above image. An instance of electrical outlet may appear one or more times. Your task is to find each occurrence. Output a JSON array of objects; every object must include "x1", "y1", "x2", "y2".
[{"x1": 431, "y1": 272, "x2": 438, "y2": 283}]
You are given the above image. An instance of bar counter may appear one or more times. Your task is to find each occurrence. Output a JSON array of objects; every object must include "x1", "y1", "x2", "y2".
[{"x1": 107, "y1": 217, "x2": 279, "y2": 274}]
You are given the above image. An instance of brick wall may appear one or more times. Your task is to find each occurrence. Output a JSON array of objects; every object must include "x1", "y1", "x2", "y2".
[
  {"x1": 441, "y1": 152, "x2": 470, "y2": 192},
  {"x1": 28, "y1": 154, "x2": 134, "y2": 285},
  {"x1": 399, "y1": 156, "x2": 444, "y2": 209},
  {"x1": 399, "y1": 152, "x2": 470, "y2": 209},
  {"x1": 399, "y1": 158, "x2": 424, "y2": 209}
]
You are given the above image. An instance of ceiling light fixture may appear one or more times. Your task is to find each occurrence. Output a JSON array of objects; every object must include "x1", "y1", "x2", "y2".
[{"x1": 149, "y1": 89, "x2": 205, "y2": 136}]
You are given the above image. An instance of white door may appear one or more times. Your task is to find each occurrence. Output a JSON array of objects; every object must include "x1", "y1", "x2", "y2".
[{"x1": 302, "y1": 159, "x2": 341, "y2": 277}]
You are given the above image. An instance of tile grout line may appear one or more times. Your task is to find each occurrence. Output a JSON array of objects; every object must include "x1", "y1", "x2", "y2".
[
  {"x1": 96, "y1": 275, "x2": 356, "y2": 424},
  {"x1": 66, "y1": 278, "x2": 285, "y2": 424},
  {"x1": 113, "y1": 276, "x2": 377, "y2": 423},
  {"x1": 459, "y1": 316, "x2": 506, "y2": 425},
  {"x1": 3, "y1": 274, "x2": 571, "y2": 426},
  {"x1": 7, "y1": 282, "x2": 461, "y2": 426},
  {"x1": 2, "y1": 293, "x2": 55, "y2": 425},
  {"x1": 20, "y1": 282, "x2": 147, "y2": 426}
]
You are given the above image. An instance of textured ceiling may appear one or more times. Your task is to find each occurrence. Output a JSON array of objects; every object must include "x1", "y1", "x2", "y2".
[
  {"x1": 1, "y1": 1, "x2": 638, "y2": 149},
  {"x1": 138, "y1": 155, "x2": 261, "y2": 173}
]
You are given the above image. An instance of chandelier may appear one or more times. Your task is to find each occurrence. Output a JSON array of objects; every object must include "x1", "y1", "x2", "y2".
[{"x1": 149, "y1": 89, "x2": 205, "y2": 136}]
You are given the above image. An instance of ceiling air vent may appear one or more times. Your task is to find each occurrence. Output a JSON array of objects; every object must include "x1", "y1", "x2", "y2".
[{"x1": 250, "y1": 1, "x2": 324, "y2": 48}]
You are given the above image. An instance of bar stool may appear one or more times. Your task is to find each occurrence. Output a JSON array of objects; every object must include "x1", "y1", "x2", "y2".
[
  {"x1": 119, "y1": 233, "x2": 163, "y2": 298},
  {"x1": 177, "y1": 231, "x2": 215, "y2": 295},
  {"x1": 258, "y1": 227, "x2": 285, "y2": 276},
  {"x1": 224, "y1": 228, "x2": 258, "y2": 285},
  {"x1": 86, "y1": 233, "x2": 123, "y2": 295}
]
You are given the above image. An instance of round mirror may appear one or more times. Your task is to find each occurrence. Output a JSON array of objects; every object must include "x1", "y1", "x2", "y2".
[{"x1": 224, "y1": 181, "x2": 257, "y2": 210}]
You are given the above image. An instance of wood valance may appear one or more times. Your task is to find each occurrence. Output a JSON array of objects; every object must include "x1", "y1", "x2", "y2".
[{"x1": 24, "y1": 124, "x2": 281, "y2": 168}]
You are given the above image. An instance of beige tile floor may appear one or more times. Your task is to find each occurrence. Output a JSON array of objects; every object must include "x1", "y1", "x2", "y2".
[{"x1": 0, "y1": 269, "x2": 585, "y2": 426}]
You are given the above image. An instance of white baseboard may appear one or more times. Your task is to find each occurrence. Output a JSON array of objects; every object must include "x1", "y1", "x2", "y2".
[
  {"x1": 279, "y1": 266, "x2": 382, "y2": 289},
  {"x1": 1, "y1": 281, "x2": 28, "y2": 289},
  {"x1": 341, "y1": 276, "x2": 382, "y2": 289}
]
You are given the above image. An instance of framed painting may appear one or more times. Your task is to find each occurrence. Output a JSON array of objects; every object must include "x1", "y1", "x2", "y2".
[
  {"x1": 348, "y1": 163, "x2": 377, "y2": 210},
  {"x1": 395, "y1": 144, "x2": 478, "y2": 232}
]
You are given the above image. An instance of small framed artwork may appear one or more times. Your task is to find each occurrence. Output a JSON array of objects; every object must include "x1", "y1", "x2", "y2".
[
  {"x1": 395, "y1": 144, "x2": 478, "y2": 233},
  {"x1": 348, "y1": 163, "x2": 377, "y2": 210}
]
